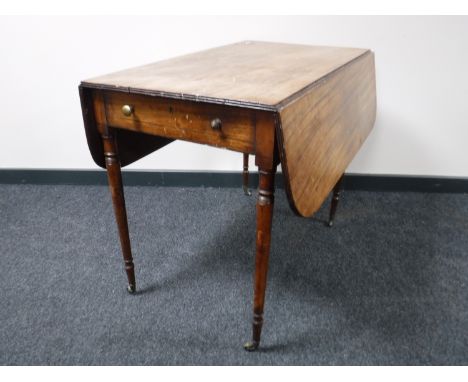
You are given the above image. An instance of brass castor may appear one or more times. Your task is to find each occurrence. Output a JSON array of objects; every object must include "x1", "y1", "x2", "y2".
[
  {"x1": 127, "y1": 284, "x2": 136, "y2": 294},
  {"x1": 243, "y1": 185, "x2": 252, "y2": 196},
  {"x1": 327, "y1": 220, "x2": 334, "y2": 227},
  {"x1": 243, "y1": 341, "x2": 259, "y2": 352}
]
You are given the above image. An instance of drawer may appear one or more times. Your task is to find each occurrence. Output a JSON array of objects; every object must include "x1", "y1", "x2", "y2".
[{"x1": 103, "y1": 91, "x2": 256, "y2": 154}]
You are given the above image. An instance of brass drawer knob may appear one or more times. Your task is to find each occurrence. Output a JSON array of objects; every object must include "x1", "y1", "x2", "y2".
[
  {"x1": 211, "y1": 118, "x2": 222, "y2": 130},
  {"x1": 121, "y1": 104, "x2": 133, "y2": 117}
]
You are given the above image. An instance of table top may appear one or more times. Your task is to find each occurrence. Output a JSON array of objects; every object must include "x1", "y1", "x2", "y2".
[
  {"x1": 80, "y1": 41, "x2": 376, "y2": 218},
  {"x1": 83, "y1": 41, "x2": 369, "y2": 110}
]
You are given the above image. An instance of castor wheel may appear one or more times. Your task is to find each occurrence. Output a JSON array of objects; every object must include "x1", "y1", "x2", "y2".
[
  {"x1": 127, "y1": 284, "x2": 136, "y2": 294},
  {"x1": 243, "y1": 341, "x2": 259, "y2": 352},
  {"x1": 327, "y1": 220, "x2": 334, "y2": 227}
]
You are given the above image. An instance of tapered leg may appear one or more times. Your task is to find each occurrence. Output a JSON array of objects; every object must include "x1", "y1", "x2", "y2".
[
  {"x1": 242, "y1": 153, "x2": 251, "y2": 196},
  {"x1": 327, "y1": 174, "x2": 344, "y2": 227},
  {"x1": 102, "y1": 130, "x2": 136, "y2": 293},
  {"x1": 244, "y1": 167, "x2": 276, "y2": 351}
]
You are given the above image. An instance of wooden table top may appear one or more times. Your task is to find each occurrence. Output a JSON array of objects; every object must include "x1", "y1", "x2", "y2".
[
  {"x1": 81, "y1": 41, "x2": 376, "y2": 218},
  {"x1": 83, "y1": 41, "x2": 369, "y2": 110}
]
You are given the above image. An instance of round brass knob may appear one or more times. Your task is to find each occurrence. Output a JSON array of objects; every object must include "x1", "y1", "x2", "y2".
[
  {"x1": 121, "y1": 104, "x2": 133, "y2": 117},
  {"x1": 211, "y1": 118, "x2": 222, "y2": 130}
]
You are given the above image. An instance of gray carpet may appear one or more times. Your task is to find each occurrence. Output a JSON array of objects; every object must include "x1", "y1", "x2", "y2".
[{"x1": 0, "y1": 183, "x2": 467, "y2": 365}]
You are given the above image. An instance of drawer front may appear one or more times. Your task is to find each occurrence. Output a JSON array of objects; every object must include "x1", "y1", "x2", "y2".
[{"x1": 103, "y1": 91, "x2": 256, "y2": 154}]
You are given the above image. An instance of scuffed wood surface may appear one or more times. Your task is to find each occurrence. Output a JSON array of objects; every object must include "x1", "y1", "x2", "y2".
[
  {"x1": 104, "y1": 91, "x2": 256, "y2": 154},
  {"x1": 83, "y1": 41, "x2": 368, "y2": 108},
  {"x1": 79, "y1": 86, "x2": 173, "y2": 169},
  {"x1": 277, "y1": 51, "x2": 377, "y2": 217}
]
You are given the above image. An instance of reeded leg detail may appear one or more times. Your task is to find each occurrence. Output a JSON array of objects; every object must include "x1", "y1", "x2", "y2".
[
  {"x1": 242, "y1": 153, "x2": 252, "y2": 196},
  {"x1": 244, "y1": 167, "x2": 276, "y2": 351},
  {"x1": 327, "y1": 174, "x2": 344, "y2": 227},
  {"x1": 102, "y1": 130, "x2": 136, "y2": 293}
]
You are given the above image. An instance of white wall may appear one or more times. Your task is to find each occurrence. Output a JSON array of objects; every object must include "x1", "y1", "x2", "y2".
[{"x1": 1, "y1": 16, "x2": 467, "y2": 176}]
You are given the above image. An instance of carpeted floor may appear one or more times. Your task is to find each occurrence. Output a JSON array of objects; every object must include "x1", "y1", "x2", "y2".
[{"x1": 0, "y1": 183, "x2": 467, "y2": 365}]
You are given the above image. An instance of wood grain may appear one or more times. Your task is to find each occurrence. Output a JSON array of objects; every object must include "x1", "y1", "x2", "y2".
[
  {"x1": 79, "y1": 86, "x2": 173, "y2": 169},
  {"x1": 82, "y1": 41, "x2": 368, "y2": 109},
  {"x1": 277, "y1": 51, "x2": 377, "y2": 217},
  {"x1": 103, "y1": 91, "x2": 256, "y2": 154}
]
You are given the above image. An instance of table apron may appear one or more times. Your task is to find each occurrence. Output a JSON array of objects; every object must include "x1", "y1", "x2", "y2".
[{"x1": 101, "y1": 91, "x2": 258, "y2": 154}]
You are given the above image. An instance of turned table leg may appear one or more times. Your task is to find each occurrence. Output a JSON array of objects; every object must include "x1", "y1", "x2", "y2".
[
  {"x1": 102, "y1": 129, "x2": 136, "y2": 293},
  {"x1": 242, "y1": 153, "x2": 252, "y2": 196},
  {"x1": 327, "y1": 174, "x2": 344, "y2": 227},
  {"x1": 244, "y1": 167, "x2": 276, "y2": 351}
]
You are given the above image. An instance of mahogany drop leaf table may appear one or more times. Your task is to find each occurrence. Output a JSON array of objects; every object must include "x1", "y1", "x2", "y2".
[{"x1": 79, "y1": 41, "x2": 376, "y2": 351}]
